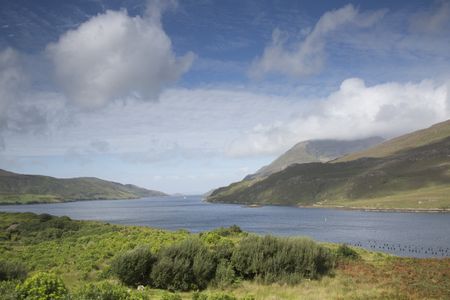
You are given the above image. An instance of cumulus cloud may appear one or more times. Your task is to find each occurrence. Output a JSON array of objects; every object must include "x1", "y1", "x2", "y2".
[
  {"x1": 47, "y1": 5, "x2": 194, "y2": 109},
  {"x1": 227, "y1": 78, "x2": 450, "y2": 157},
  {"x1": 249, "y1": 4, "x2": 385, "y2": 78}
]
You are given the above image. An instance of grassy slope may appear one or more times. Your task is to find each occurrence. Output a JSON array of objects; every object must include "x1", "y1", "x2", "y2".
[
  {"x1": 0, "y1": 169, "x2": 166, "y2": 204},
  {"x1": 251, "y1": 137, "x2": 384, "y2": 179},
  {"x1": 208, "y1": 121, "x2": 450, "y2": 210},
  {"x1": 335, "y1": 119, "x2": 450, "y2": 162},
  {"x1": 0, "y1": 212, "x2": 448, "y2": 299}
]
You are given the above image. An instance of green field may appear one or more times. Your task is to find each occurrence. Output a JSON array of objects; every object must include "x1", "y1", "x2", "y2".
[{"x1": 0, "y1": 212, "x2": 448, "y2": 299}]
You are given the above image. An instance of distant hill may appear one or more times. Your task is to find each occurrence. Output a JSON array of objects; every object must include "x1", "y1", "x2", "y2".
[
  {"x1": 207, "y1": 120, "x2": 450, "y2": 211},
  {"x1": 0, "y1": 170, "x2": 167, "y2": 204},
  {"x1": 249, "y1": 137, "x2": 384, "y2": 179}
]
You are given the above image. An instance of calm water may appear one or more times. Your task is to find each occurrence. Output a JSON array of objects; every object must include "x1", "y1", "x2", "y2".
[{"x1": 1, "y1": 196, "x2": 449, "y2": 258}]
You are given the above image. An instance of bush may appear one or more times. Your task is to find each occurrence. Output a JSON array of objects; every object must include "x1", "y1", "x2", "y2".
[
  {"x1": 212, "y1": 260, "x2": 236, "y2": 288},
  {"x1": 111, "y1": 245, "x2": 156, "y2": 286},
  {"x1": 0, "y1": 280, "x2": 19, "y2": 300},
  {"x1": 0, "y1": 260, "x2": 28, "y2": 281},
  {"x1": 232, "y1": 236, "x2": 334, "y2": 283},
  {"x1": 151, "y1": 238, "x2": 216, "y2": 291},
  {"x1": 74, "y1": 281, "x2": 148, "y2": 300},
  {"x1": 208, "y1": 293, "x2": 237, "y2": 300},
  {"x1": 16, "y1": 272, "x2": 67, "y2": 300},
  {"x1": 336, "y1": 244, "x2": 359, "y2": 260}
]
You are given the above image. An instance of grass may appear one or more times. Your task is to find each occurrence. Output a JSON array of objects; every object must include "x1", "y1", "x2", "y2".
[
  {"x1": 0, "y1": 212, "x2": 449, "y2": 299},
  {"x1": 319, "y1": 185, "x2": 450, "y2": 210},
  {"x1": 0, "y1": 194, "x2": 61, "y2": 205}
]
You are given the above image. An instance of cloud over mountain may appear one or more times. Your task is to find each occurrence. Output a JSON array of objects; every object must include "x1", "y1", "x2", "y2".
[{"x1": 227, "y1": 78, "x2": 450, "y2": 157}]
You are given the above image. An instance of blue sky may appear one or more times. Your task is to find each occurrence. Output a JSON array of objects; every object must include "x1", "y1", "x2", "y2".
[{"x1": 1, "y1": 0, "x2": 450, "y2": 194}]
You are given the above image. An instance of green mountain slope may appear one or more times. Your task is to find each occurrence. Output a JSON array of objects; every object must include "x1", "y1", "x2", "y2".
[
  {"x1": 335, "y1": 120, "x2": 450, "y2": 162},
  {"x1": 0, "y1": 170, "x2": 167, "y2": 204},
  {"x1": 207, "y1": 121, "x2": 450, "y2": 210},
  {"x1": 250, "y1": 137, "x2": 384, "y2": 179}
]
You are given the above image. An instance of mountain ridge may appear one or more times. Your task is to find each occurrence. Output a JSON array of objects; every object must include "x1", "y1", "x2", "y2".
[
  {"x1": 0, "y1": 169, "x2": 167, "y2": 204},
  {"x1": 249, "y1": 136, "x2": 384, "y2": 179},
  {"x1": 207, "y1": 120, "x2": 450, "y2": 210}
]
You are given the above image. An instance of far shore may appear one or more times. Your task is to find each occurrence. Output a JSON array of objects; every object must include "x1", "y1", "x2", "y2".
[{"x1": 2, "y1": 196, "x2": 449, "y2": 213}]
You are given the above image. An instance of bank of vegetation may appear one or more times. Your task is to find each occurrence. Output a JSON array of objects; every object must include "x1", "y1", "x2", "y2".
[{"x1": 0, "y1": 212, "x2": 448, "y2": 299}]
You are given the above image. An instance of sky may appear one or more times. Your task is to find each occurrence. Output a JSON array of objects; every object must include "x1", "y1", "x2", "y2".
[{"x1": 1, "y1": 0, "x2": 450, "y2": 194}]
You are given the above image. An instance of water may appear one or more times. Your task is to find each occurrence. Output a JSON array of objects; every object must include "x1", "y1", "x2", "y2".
[{"x1": 1, "y1": 196, "x2": 449, "y2": 258}]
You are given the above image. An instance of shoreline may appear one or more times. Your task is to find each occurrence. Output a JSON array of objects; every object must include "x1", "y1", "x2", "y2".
[{"x1": 206, "y1": 199, "x2": 450, "y2": 213}]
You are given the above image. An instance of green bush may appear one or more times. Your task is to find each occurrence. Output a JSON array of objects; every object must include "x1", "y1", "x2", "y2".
[
  {"x1": 73, "y1": 281, "x2": 149, "y2": 300},
  {"x1": 0, "y1": 280, "x2": 19, "y2": 300},
  {"x1": 336, "y1": 244, "x2": 360, "y2": 260},
  {"x1": 208, "y1": 293, "x2": 237, "y2": 300},
  {"x1": 16, "y1": 272, "x2": 68, "y2": 300},
  {"x1": 151, "y1": 238, "x2": 216, "y2": 291},
  {"x1": 212, "y1": 260, "x2": 236, "y2": 288},
  {"x1": 232, "y1": 236, "x2": 334, "y2": 283},
  {"x1": 0, "y1": 260, "x2": 28, "y2": 281},
  {"x1": 111, "y1": 245, "x2": 156, "y2": 286}
]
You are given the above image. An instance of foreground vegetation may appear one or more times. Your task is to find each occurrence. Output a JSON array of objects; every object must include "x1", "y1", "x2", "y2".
[{"x1": 0, "y1": 212, "x2": 449, "y2": 299}]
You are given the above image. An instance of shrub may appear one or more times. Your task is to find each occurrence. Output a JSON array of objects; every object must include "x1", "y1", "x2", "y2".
[
  {"x1": 192, "y1": 292, "x2": 208, "y2": 300},
  {"x1": 16, "y1": 272, "x2": 67, "y2": 300},
  {"x1": 111, "y1": 245, "x2": 156, "y2": 286},
  {"x1": 0, "y1": 260, "x2": 28, "y2": 281},
  {"x1": 212, "y1": 240, "x2": 235, "y2": 262},
  {"x1": 336, "y1": 244, "x2": 359, "y2": 260},
  {"x1": 0, "y1": 280, "x2": 19, "y2": 300},
  {"x1": 151, "y1": 238, "x2": 216, "y2": 291},
  {"x1": 232, "y1": 236, "x2": 334, "y2": 283},
  {"x1": 212, "y1": 260, "x2": 236, "y2": 288},
  {"x1": 73, "y1": 281, "x2": 148, "y2": 300},
  {"x1": 208, "y1": 293, "x2": 237, "y2": 300}
]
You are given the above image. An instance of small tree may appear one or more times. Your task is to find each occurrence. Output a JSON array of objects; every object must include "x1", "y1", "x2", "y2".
[
  {"x1": 111, "y1": 245, "x2": 156, "y2": 286},
  {"x1": 336, "y1": 244, "x2": 360, "y2": 260},
  {"x1": 151, "y1": 238, "x2": 216, "y2": 291}
]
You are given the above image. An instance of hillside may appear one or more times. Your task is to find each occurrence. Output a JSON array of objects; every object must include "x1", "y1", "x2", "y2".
[
  {"x1": 0, "y1": 169, "x2": 166, "y2": 204},
  {"x1": 335, "y1": 119, "x2": 450, "y2": 162},
  {"x1": 250, "y1": 137, "x2": 384, "y2": 179},
  {"x1": 207, "y1": 120, "x2": 450, "y2": 210}
]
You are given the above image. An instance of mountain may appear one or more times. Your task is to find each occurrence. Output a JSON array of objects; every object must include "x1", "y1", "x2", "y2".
[
  {"x1": 249, "y1": 137, "x2": 384, "y2": 179},
  {"x1": 0, "y1": 170, "x2": 167, "y2": 204},
  {"x1": 207, "y1": 120, "x2": 450, "y2": 210}
]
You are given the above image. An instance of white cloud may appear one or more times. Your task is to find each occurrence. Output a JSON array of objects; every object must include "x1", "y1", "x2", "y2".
[
  {"x1": 46, "y1": 7, "x2": 194, "y2": 109},
  {"x1": 249, "y1": 4, "x2": 385, "y2": 78},
  {"x1": 227, "y1": 78, "x2": 450, "y2": 157}
]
